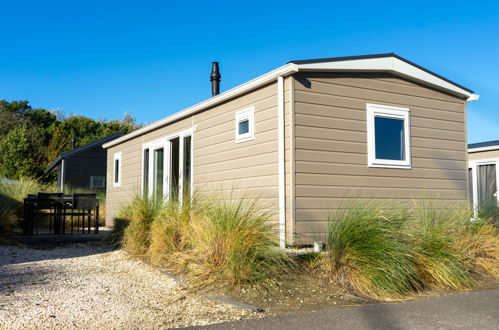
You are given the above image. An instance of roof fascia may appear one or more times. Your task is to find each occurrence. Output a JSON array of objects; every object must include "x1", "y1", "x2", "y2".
[
  {"x1": 294, "y1": 56, "x2": 476, "y2": 100},
  {"x1": 468, "y1": 145, "x2": 499, "y2": 153},
  {"x1": 103, "y1": 64, "x2": 299, "y2": 149}
]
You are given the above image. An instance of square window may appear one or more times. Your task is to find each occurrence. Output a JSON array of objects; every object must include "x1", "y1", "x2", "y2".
[
  {"x1": 367, "y1": 104, "x2": 411, "y2": 169},
  {"x1": 235, "y1": 107, "x2": 255, "y2": 143}
]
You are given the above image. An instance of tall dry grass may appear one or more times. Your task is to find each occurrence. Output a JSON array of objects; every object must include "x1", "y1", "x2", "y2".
[
  {"x1": 120, "y1": 195, "x2": 162, "y2": 255},
  {"x1": 148, "y1": 195, "x2": 199, "y2": 267},
  {"x1": 323, "y1": 200, "x2": 498, "y2": 300},
  {"x1": 117, "y1": 193, "x2": 293, "y2": 289},
  {"x1": 184, "y1": 198, "x2": 293, "y2": 288},
  {"x1": 323, "y1": 202, "x2": 420, "y2": 300},
  {"x1": 409, "y1": 200, "x2": 474, "y2": 289}
]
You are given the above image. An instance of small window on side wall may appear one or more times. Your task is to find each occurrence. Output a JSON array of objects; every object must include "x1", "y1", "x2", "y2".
[
  {"x1": 235, "y1": 106, "x2": 255, "y2": 143},
  {"x1": 90, "y1": 176, "x2": 106, "y2": 189},
  {"x1": 113, "y1": 152, "x2": 122, "y2": 187},
  {"x1": 366, "y1": 104, "x2": 411, "y2": 169}
]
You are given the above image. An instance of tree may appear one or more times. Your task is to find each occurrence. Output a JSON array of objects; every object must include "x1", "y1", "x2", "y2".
[
  {"x1": 0, "y1": 99, "x2": 140, "y2": 181},
  {"x1": 0, "y1": 124, "x2": 44, "y2": 179}
]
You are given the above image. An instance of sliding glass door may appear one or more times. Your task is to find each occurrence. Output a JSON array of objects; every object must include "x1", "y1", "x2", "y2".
[{"x1": 143, "y1": 130, "x2": 193, "y2": 203}]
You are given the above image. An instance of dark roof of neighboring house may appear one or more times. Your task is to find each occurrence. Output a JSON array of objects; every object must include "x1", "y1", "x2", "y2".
[
  {"x1": 468, "y1": 140, "x2": 499, "y2": 150},
  {"x1": 44, "y1": 132, "x2": 124, "y2": 174},
  {"x1": 288, "y1": 53, "x2": 474, "y2": 94}
]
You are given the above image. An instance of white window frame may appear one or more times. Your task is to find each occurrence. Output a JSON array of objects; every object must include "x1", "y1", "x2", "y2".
[
  {"x1": 366, "y1": 103, "x2": 411, "y2": 169},
  {"x1": 90, "y1": 176, "x2": 106, "y2": 189},
  {"x1": 113, "y1": 152, "x2": 122, "y2": 187},
  {"x1": 141, "y1": 128, "x2": 194, "y2": 203},
  {"x1": 235, "y1": 106, "x2": 255, "y2": 143},
  {"x1": 468, "y1": 158, "x2": 499, "y2": 215}
]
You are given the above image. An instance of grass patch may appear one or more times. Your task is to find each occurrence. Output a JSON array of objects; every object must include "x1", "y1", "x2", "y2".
[
  {"x1": 323, "y1": 200, "x2": 498, "y2": 300},
  {"x1": 117, "y1": 193, "x2": 293, "y2": 290},
  {"x1": 114, "y1": 194, "x2": 497, "y2": 298},
  {"x1": 120, "y1": 195, "x2": 162, "y2": 255},
  {"x1": 184, "y1": 198, "x2": 294, "y2": 288},
  {"x1": 410, "y1": 201, "x2": 474, "y2": 289},
  {"x1": 323, "y1": 202, "x2": 420, "y2": 300},
  {"x1": 148, "y1": 196, "x2": 197, "y2": 267}
]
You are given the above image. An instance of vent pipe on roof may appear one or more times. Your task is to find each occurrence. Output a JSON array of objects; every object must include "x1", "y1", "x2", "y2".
[
  {"x1": 72, "y1": 135, "x2": 77, "y2": 149},
  {"x1": 210, "y1": 62, "x2": 221, "y2": 97}
]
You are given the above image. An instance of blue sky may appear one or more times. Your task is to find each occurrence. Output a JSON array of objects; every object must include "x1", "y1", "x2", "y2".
[{"x1": 0, "y1": 0, "x2": 498, "y2": 143}]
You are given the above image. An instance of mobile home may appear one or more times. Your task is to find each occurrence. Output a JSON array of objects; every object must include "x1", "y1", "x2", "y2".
[{"x1": 103, "y1": 53, "x2": 478, "y2": 246}]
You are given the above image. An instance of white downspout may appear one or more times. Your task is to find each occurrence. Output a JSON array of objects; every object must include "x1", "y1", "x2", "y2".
[{"x1": 277, "y1": 76, "x2": 286, "y2": 248}]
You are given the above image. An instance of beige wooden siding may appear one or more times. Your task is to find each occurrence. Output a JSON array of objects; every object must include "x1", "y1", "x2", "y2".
[
  {"x1": 293, "y1": 72, "x2": 468, "y2": 244},
  {"x1": 468, "y1": 149, "x2": 499, "y2": 161},
  {"x1": 106, "y1": 80, "x2": 291, "y2": 235}
]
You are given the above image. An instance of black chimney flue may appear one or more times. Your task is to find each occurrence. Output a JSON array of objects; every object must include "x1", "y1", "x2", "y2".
[
  {"x1": 72, "y1": 135, "x2": 77, "y2": 149},
  {"x1": 210, "y1": 62, "x2": 221, "y2": 97}
]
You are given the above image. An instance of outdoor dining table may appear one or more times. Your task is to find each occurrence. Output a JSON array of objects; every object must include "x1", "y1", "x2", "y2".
[{"x1": 23, "y1": 193, "x2": 99, "y2": 236}]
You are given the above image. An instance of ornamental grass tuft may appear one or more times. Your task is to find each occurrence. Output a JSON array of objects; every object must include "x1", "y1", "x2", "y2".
[{"x1": 323, "y1": 202, "x2": 420, "y2": 300}]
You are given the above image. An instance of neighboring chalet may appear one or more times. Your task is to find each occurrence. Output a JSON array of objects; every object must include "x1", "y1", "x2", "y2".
[
  {"x1": 102, "y1": 53, "x2": 478, "y2": 246},
  {"x1": 45, "y1": 132, "x2": 124, "y2": 190},
  {"x1": 468, "y1": 140, "x2": 499, "y2": 210}
]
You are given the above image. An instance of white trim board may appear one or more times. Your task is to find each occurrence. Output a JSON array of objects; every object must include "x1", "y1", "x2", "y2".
[
  {"x1": 277, "y1": 76, "x2": 286, "y2": 248},
  {"x1": 468, "y1": 145, "x2": 499, "y2": 153},
  {"x1": 103, "y1": 54, "x2": 477, "y2": 149}
]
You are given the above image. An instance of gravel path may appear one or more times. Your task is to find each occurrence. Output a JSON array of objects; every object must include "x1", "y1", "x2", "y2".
[{"x1": 0, "y1": 243, "x2": 254, "y2": 329}]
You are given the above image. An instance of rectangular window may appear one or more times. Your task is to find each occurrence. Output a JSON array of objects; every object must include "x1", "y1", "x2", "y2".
[
  {"x1": 90, "y1": 176, "x2": 106, "y2": 189},
  {"x1": 367, "y1": 104, "x2": 411, "y2": 169},
  {"x1": 235, "y1": 106, "x2": 255, "y2": 143},
  {"x1": 238, "y1": 120, "x2": 249, "y2": 135},
  {"x1": 113, "y1": 152, "x2": 122, "y2": 187}
]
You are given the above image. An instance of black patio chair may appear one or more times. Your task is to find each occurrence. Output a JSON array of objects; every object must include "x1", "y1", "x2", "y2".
[
  {"x1": 71, "y1": 193, "x2": 99, "y2": 234},
  {"x1": 23, "y1": 195, "x2": 38, "y2": 235},
  {"x1": 36, "y1": 192, "x2": 64, "y2": 234}
]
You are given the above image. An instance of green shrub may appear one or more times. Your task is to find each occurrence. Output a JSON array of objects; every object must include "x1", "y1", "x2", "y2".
[{"x1": 324, "y1": 202, "x2": 420, "y2": 300}]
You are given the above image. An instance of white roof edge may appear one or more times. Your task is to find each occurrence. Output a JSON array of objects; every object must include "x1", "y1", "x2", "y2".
[
  {"x1": 296, "y1": 57, "x2": 474, "y2": 99},
  {"x1": 468, "y1": 145, "x2": 499, "y2": 153},
  {"x1": 103, "y1": 63, "x2": 298, "y2": 148},
  {"x1": 104, "y1": 55, "x2": 476, "y2": 149}
]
